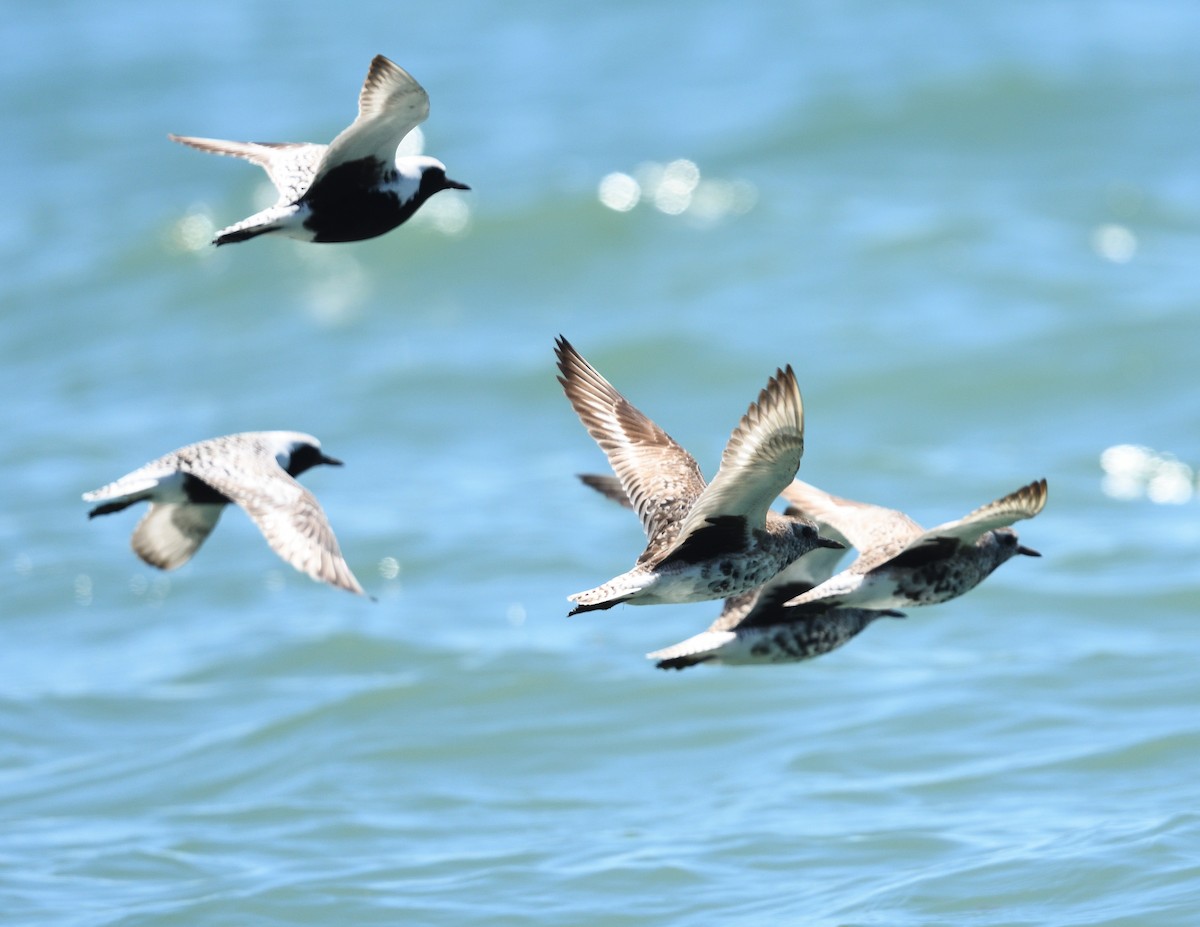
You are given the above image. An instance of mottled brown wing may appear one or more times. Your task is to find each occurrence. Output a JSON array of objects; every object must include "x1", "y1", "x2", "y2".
[
  {"x1": 177, "y1": 441, "x2": 364, "y2": 595},
  {"x1": 556, "y1": 337, "x2": 707, "y2": 561},
  {"x1": 781, "y1": 479, "x2": 925, "y2": 573},
  {"x1": 904, "y1": 478, "x2": 1048, "y2": 550},
  {"x1": 235, "y1": 485, "x2": 364, "y2": 595},
  {"x1": 706, "y1": 589, "x2": 760, "y2": 631},
  {"x1": 577, "y1": 473, "x2": 635, "y2": 509}
]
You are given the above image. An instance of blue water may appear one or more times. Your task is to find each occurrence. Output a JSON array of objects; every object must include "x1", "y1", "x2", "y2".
[{"x1": 4, "y1": 2, "x2": 1200, "y2": 924}]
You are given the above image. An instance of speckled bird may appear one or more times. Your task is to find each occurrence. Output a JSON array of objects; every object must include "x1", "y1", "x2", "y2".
[
  {"x1": 170, "y1": 55, "x2": 468, "y2": 245},
  {"x1": 579, "y1": 473, "x2": 901, "y2": 670},
  {"x1": 556, "y1": 337, "x2": 841, "y2": 616},
  {"x1": 83, "y1": 431, "x2": 365, "y2": 595},
  {"x1": 780, "y1": 478, "x2": 1047, "y2": 611}
]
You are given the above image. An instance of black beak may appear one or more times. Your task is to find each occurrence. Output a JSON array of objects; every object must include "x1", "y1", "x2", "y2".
[
  {"x1": 1017, "y1": 545, "x2": 1040, "y2": 557},
  {"x1": 443, "y1": 177, "x2": 470, "y2": 191},
  {"x1": 818, "y1": 536, "x2": 846, "y2": 550},
  {"x1": 319, "y1": 453, "x2": 344, "y2": 467}
]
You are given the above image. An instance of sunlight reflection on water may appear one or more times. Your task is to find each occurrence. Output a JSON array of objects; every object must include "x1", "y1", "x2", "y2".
[
  {"x1": 598, "y1": 159, "x2": 757, "y2": 225},
  {"x1": 1091, "y1": 223, "x2": 1137, "y2": 264},
  {"x1": 1101, "y1": 444, "x2": 1194, "y2": 504}
]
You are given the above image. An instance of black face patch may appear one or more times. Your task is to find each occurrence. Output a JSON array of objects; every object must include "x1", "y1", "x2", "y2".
[
  {"x1": 286, "y1": 443, "x2": 324, "y2": 477},
  {"x1": 419, "y1": 167, "x2": 448, "y2": 196}
]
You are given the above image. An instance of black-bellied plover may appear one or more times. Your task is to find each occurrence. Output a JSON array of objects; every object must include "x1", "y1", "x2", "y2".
[
  {"x1": 170, "y1": 55, "x2": 468, "y2": 245},
  {"x1": 578, "y1": 473, "x2": 900, "y2": 670},
  {"x1": 83, "y1": 431, "x2": 365, "y2": 595},
  {"x1": 781, "y1": 478, "x2": 1047, "y2": 610},
  {"x1": 646, "y1": 591, "x2": 902, "y2": 670},
  {"x1": 556, "y1": 337, "x2": 841, "y2": 616}
]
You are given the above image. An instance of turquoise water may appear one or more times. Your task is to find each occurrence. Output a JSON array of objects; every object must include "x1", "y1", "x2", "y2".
[{"x1": 5, "y1": 2, "x2": 1200, "y2": 924}]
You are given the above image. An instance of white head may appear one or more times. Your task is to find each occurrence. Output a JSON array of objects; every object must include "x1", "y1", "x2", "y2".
[
  {"x1": 392, "y1": 155, "x2": 470, "y2": 203},
  {"x1": 257, "y1": 431, "x2": 342, "y2": 477}
]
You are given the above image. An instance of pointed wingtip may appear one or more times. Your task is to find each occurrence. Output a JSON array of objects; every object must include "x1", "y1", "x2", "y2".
[
  {"x1": 364, "y1": 54, "x2": 398, "y2": 82},
  {"x1": 359, "y1": 54, "x2": 424, "y2": 111},
  {"x1": 1019, "y1": 477, "x2": 1049, "y2": 514},
  {"x1": 330, "y1": 576, "x2": 368, "y2": 597},
  {"x1": 754, "y1": 363, "x2": 804, "y2": 435},
  {"x1": 338, "y1": 568, "x2": 369, "y2": 597},
  {"x1": 553, "y1": 335, "x2": 594, "y2": 394}
]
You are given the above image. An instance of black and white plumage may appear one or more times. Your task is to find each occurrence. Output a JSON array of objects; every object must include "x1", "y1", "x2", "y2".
[
  {"x1": 780, "y1": 478, "x2": 1047, "y2": 611},
  {"x1": 578, "y1": 474, "x2": 901, "y2": 670},
  {"x1": 82, "y1": 431, "x2": 365, "y2": 595},
  {"x1": 170, "y1": 55, "x2": 469, "y2": 245},
  {"x1": 556, "y1": 337, "x2": 842, "y2": 617}
]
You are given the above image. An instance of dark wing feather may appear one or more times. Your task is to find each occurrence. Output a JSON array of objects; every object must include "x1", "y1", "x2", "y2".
[{"x1": 556, "y1": 337, "x2": 707, "y2": 561}]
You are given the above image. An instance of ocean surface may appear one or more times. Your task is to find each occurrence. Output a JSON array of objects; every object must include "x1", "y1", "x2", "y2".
[{"x1": 4, "y1": 2, "x2": 1200, "y2": 924}]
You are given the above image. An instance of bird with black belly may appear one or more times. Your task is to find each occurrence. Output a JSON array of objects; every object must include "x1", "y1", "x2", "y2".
[{"x1": 170, "y1": 55, "x2": 468, "y2": 245}]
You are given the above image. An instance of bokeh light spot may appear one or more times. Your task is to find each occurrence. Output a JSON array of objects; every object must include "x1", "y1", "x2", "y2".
[
  {"x1": 1092, "y1": 224, "x2": 1137, "y2": 263},
  {"x1": 599, "y1": 159, "x2": 755, "y2": 224},
  {"x1": 1101, "y1": 443, "x2": 1195, "y2": 503},
  {"x1": 598, "y1": 172, "x2": 641, "y2": 212}
]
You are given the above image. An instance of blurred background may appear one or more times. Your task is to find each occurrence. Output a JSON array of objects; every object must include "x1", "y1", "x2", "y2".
[{"x1": 2, "y1": 1, "x2": 1198, "y2": 924}]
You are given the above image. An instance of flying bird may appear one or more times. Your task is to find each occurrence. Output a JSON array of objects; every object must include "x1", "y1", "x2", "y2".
[
  {"x1": 780, "y1": 478, "x2": 1047, "y2": 611},
  {"x1": 83, "y1": 431, "x2": 365, "y2": 595},
  {"x1": 170, "y1": 55, "x2": 468, "y2": 244},
  {"x1": 578, "y1": 473, "x2": 901, "y2": 670},
  {"x1": 556, "y1": 337, "x2": 841, "y2": 616}
]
